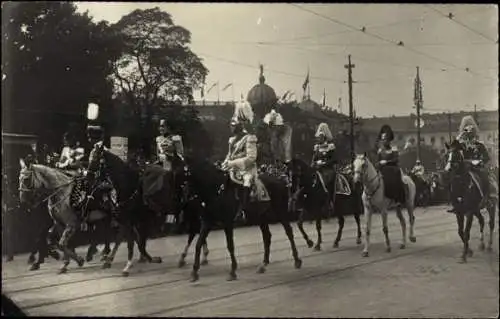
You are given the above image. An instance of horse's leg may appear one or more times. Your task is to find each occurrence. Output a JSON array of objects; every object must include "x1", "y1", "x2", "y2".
[
  {"x1": 407, "y1": 201, "x2": 417, "y2": 243},
  {"x1": 487, "y1": 201, "x2": 496, "y2": 251},
  {"x1": 333, "y1": 215, "x2": 344, "y2": 248},
  {"x1": 122, "y1": 226, "x2": 136, "y2": 277},
  {"x1": 461, "y1": 211, "x2": 474, "y2": 263},
  {"x1": 56, "y1": 226, "x2": 84, "y2": 274},
  {"x1": 381, "y1": 206, "x2": 391, "y2": 253},
  {"x1": 101, "y1": 218, "x2": 112, "y2": 259},
  {"x1": 86, "y1": 225, "x2": 99, "y2": 262},
  {"x1": 102, "y1": 223, "x2": 125, "y2": 269},
  {"x1": 362, "y1": 203, "x2": 373, "y2": 257},
  {"x1": 395, "y1": 207, "x2": 407, "y2": 249},
  {"x1": 202, "y1": 241, "x2": 210, "y2": 266},
  {"x1": 179, "y1": 232, "x2": 196, "y2": 268},
  {"x1": 280, "y1": 220, "x2": 302, "y2": 269},
  {"x1": 297, "y1": 209, "x2": 314, "y2": 248},
  {"x1": 455, "y1": 212, "x2": 466, "y2": 262},
  {"x1": 223, "y1": 224, "x2": 238, "y2": 281},
  {"x1": 190, "y1": 221, "x2": 210, "y2": 282},
  {"x1": 257, "y1": 222, "x2": 272, "y2": 274},
  {"x1": 474, "y1": 210, "x2": 485, "y2": 251},
  {"x1": 354, "y1": 210, "x2": 362, "y2": 245},
  {"x1": 314, "y1": 215, "x2": 323, "y2": 251}
]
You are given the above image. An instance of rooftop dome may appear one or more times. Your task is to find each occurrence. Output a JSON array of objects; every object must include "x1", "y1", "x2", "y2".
[
  {"x1": 298, "y1": 98, "x2": 330, "y2": 121},
  {"x1": 246, "y1": 65, "x2": 278, "y2": 119}
]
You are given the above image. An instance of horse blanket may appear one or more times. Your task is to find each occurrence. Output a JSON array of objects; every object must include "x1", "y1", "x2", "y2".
[
  {"x1": 229, "y1": 170, "x2": 271, "y2": 202},
  {"x1": 142, "y1": 165, "x2": 171, "y2": 197},
  {"x1": 316, "y1": 172, "x2": 352, "y2": 196}
]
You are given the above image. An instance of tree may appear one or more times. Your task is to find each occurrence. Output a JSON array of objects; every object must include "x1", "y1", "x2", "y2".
[
  {"x1": 110, "y1": 7, "x2": 209, "y2": 155},
  {"x1": 1, "y1": 2, "x2": 120, "y2": 147}
]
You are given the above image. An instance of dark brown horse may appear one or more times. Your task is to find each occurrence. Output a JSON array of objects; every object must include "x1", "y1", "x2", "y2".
[
  {"x1": 287, "y1": 158, "x2": 363, "y2": 251},
  {"x1": 183, "y1": 156, "x2": 302, "y2": 282}
]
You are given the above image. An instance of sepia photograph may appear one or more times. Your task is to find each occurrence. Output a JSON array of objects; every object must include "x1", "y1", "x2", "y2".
[{"x1": 1, "y1": 2, "x2": 498, "y2": 317}]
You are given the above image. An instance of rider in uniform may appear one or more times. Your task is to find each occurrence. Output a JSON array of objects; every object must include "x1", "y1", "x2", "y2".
[
  {"x1": 311, "y1": 123, "x2": 337, "y2": 201},
  {"x1": 155, "y1": 119, "x2": 185, "y2": 225},
  {"x1": 377, "y1": 124, "x2": 405, "y2": 204},
  {"x1": 85, "y1": 125, "x2": 119, "y2": 226},
  {"x1": 448, "y1": 115, "x2": 490, "y2": 212},
  {"x1": 222, "y1": 100, "x2": 258, "y2": 222},
  {"x1": 56, "y1": 132, "x2": 85, "y2": 170}
]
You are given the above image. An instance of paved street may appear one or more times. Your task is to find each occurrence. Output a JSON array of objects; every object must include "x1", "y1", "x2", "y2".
[{"x1": 2, "y1": 205, "x2": 498, "y2": 317}]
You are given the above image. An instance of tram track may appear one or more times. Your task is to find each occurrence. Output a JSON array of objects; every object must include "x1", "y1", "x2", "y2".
[
  {"x1": 2, "y1": 207, "x2": 440, "y2": 281},
  {"x1": 4, "y1": 210, "x2": 446, "y2": 291},
  {"x1": 17, "y1": 220, "x2": 461, "y2": 313}
]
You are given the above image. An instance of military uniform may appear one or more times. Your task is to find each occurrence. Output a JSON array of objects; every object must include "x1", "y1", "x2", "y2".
[
  {"x1": 263, "y1": 109, "x2": 292, "y2": 165},
  {"x1": 377, "y1": 125, "x2": 405, "y2": 204}
]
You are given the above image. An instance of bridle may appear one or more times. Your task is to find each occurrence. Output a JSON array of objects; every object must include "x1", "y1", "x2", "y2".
[{"x1": 354, "y1": 157, "x2": 381, "y2": 198}]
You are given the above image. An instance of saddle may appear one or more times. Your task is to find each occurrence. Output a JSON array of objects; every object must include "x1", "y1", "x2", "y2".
[
  {"x1": 229, "y1": 171, "x2": 271, "y2": 202},
  {"x1": 379, "y1": 166, "x2": 406, "y2": 204},
  {"x1": 314, "y1": 171, "x2": 352, "y2": 196},
  {"x1": 142, "y1": 164, "x2": 170, "y2": 197}
]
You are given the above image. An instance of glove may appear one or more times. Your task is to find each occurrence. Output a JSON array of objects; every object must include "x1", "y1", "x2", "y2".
[
  {"x1": 471, "y1": 160, "x2": 481, "y2": 166},
  {"x1": 380, "y1": 160, "x2": 387, "y2": 165}
]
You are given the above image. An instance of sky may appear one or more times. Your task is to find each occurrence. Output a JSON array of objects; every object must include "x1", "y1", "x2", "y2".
[{"x1": 75, "y1": 2, "x2": 498, "y2": 118}]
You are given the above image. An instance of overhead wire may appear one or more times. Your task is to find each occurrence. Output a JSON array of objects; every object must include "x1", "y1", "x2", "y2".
[
  {"x1": 289, "y1": 4, "x2": 497, "y2": 82},
  {"x1": 425, "y1": 5, "x2": 498, "y2": 43}
]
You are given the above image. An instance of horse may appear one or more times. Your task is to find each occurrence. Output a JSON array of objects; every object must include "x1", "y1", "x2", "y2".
[
  {"x1": 183, "y1": 156, "x2": 302, "y2": 282},
  {"x1": 87, "y1": 144, "x2": 162, "y2": 276},
  {"x1": 444, "y1": 141, "x2": 497, "y2": 261},
  {"x1": 18, "y1": 157, "x2": 114, "y2": 274},
  {"x1": 352, "y1": 154, "x2": 417, "y2": 257},
  {"x1": 287, "y1": 158, "x2": 363, "y2": 251}
]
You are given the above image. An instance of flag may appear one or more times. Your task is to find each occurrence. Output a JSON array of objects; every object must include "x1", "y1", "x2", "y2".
[
  {"x1": 222, "y1": 83, "x2": 233, "y2": 91},
  {"x1": 321, "y1": 89, "x2": 326, "y2": 107},
  {"x1": 302, "y1": 70, "x2": 309, "y2": 92},
  {"x1": 414, "y1": 67, "x2": 423, "y2": 109},
  {"x1": 206, "y1": 82, "x2": 218, "y2": 94}
]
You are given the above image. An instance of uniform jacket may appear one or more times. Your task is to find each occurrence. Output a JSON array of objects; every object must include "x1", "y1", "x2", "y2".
[
  {"x1": 459, "y1": 139, "x2": 490, "y2": 165},
  {"x1": 57, "y1": 145, "x2": 85, "y2": 169},
  {"x1": 312, "y1": 142, "x2": 337, "y2": 170},
  {"x1": 224, "y1": 133, "x2": 258, "y2": 183},
  {"x1": 377, "y1": 145, "x2": 399, "y2": 167},
  {"x1": 156, "y1": 134, "x2": 184, "y2": 160}
]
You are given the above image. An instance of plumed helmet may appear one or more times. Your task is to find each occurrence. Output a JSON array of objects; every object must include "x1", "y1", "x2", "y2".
[
  {"x1": 315, "y1": 122, "x2": 333, "y2": 141},
  {"x1": 231, "y1": 100, "x2": 254, "y2": 125},
  {"x1": 378, "y1": 124, "x2": 394, "y2": 142},
  {"x1": 458, "y1": 115, "x2": 479, "y2": 137}
]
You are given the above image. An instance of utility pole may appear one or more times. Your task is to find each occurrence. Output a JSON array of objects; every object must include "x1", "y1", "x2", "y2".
[
  {"x1": 414, "y1": 66, "x2": 423, "y2": 162},
  {"x1": 473, "y1": 104, "x2": 478, "y2": 126},
  {"x1": 344, "y1": 55, "x2": 355, "y2": 162},
  {"x1": 447, "y1": 112, "x2": 453, "y2": 143}
]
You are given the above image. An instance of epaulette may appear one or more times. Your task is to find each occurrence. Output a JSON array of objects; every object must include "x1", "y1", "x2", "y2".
[
  {"x1": 171, "y1": 135, "x2": 182, "y2": 142},
  {"x1": 314, "y1": 144, "x2": 320, "y2": 151},
  {"x1": 391, "y1": 145, "x2": 398, "y2": 152},
  {"x1": 229, "y1": 136, "x2": 237, "y2": 144}
]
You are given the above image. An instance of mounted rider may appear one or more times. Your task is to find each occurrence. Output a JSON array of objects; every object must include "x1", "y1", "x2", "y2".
[
  {"x1": 221, "y1": 100, "x2": 260, "y2": 222},
  {"x1": 55, "y1": 132, "x2": 85, "y2": 171},
  {"x1": 263, "y1": 107, "x2": 292, "y2": 166},
  {"x1": 377, "y1": 124, "x2": 406, "y2": 204},
  {"x1": 451, "y1": 115, "x2": 490, "y2": 209},
  {"x1": 311, "y1": 123, "x2": 338, "y2": 200}
]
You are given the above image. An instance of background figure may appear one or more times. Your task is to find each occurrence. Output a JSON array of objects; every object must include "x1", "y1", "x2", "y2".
[{"x1": 263, "y1": 108, "x2": 292, "y2": 165}]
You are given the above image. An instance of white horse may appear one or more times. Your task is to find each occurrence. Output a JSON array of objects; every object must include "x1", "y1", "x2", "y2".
[{"x1": 353, "y1": 154, "x2": 417, "y2": 257}]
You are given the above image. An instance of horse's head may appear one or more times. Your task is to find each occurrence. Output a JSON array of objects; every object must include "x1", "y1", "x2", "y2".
[
  {"x1": 18, "y1": 156, "x2": 42, "y2": 205},
  {"x1": 353, "y1": 153, "x2": 369, "y2": 184},
  {"x1": 444, "y1": 140, "x2": 464, "y2": 174}
]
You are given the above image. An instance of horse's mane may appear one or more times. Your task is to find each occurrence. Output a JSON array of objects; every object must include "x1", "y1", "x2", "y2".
[
  {"x1": 101, "y1": 150, "x2": 140, "y2": 193},
  {"x1": 32, "y1": 164, "x2": 73, "y2": 185}
]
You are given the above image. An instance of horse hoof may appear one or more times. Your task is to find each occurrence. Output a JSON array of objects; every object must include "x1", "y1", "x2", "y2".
[
  {"x1": 86, "y1": 255, "x2": 94, "y2": 262},
  {"x1": 399, "y1": 244, "x2": 406, "y2": 250},
  {"x1": 314, "y1": 245, "x2": 321, "y2": 251},
  {"x1": 386, "y1": 247, "x2": 392, "y2": 253},
  {"x1": 190, "y1": 272, "x2": 199, "y2": 282},
  {"x1": 178, "y1": 259, "x2": 187, "y2": 268},
  {"x1": 76, "y1": 257, "x2": 85, "y2": 268},
  {"x1": 122, "y1": 271, "x2": 130, "y2": 277},
  {"x1": 102, "y1": 262, "x2": 111, "y2": 269},
  {"x1": 100, "y1": 255, "x2": 108, "y2": 262},
  {"x1": 333, "y1": 242, "x2": 339, "y2": 249},
  {"x1": 356, "y1": 238, "x2": 362, "y2": 245},
  {"x1": 151, "y1": 256, "x2": 162, "y2": 264},
  {"x1": 27, "y1": 255, "x2": 35, "y2": 265},
  {"x1": 294, "y1": 259, "x2": 303, "y2": 269},
  {"x1": 227, "y1": 273, "x2": 237, "y2": 281},
  {"x1": 29, "y1": 263, "x2": 40, "y2": 271},
  {"x1": 306, "y1": 240, "x2": 314, "y2": 248},
  {"x1": 58, "y1": 268, "x2": 67, "y2": 274},
  {"x1": 409, "y1": 236, "x2": 417, "y2": 243},
  {"x1": 138, "y1": 256, "x2": 148, "y2": 264},
  {"x1": 362, "y1": 251, "x2": 369, "y2": 257},
  {"x1": 257, "y1": 265, "x2": 266, "y2": 274},
  {"x1": 479, "y1": 243, "x2": 485, "y2": 251},
  {"x1": 458, "y1": 257, "x2": 467, "y2": 264},
  {"x1": 467, "y1": 249, "x2": 473, "y2": 257}
]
